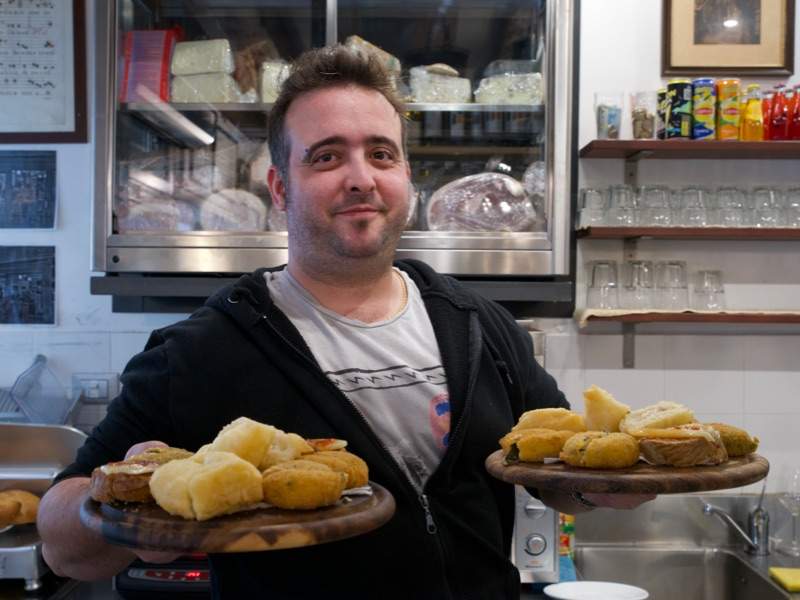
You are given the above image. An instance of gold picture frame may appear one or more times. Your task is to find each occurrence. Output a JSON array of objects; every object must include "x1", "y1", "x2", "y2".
[{"x1": 663, "y1": 0, "x2": 795, "y2": 75}]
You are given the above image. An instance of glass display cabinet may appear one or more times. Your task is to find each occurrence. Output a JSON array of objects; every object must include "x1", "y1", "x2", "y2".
[{"x1": 92, "y1": 0, "x2": 578, "y2": 314}]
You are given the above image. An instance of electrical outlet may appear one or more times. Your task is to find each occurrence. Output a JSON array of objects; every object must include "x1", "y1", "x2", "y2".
[{"x1": 71, "y1": 373, "x2": 119, "y2": 403}]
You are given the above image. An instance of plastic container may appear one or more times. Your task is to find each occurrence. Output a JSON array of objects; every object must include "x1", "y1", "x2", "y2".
[{"x1": 10, "y1": 355, "x2": 76, "y2": 425}]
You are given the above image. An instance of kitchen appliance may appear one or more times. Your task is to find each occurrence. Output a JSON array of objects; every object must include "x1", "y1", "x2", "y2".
[
  {"x1": 0, "y1": 423, "x2": 86, "y2": 591},
  {"x1": 511, "y1": 327, "x2": 559, "y2": 583},
  {"x1": 91, "y1": 0, "x2": 578, "y2": 316},
  {"x1": 114, "y1": 556, "x2": 211, "y2": 599}
]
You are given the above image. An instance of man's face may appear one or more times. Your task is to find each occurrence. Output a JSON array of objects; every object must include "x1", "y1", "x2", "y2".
[{"x1": 268, "y1": 85, "x2": 411, "y2": 271}]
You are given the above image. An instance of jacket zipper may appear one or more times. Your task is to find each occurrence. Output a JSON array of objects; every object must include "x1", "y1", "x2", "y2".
[{"x1": 260, "y1": 314, "x2": 440, "y2": 537}]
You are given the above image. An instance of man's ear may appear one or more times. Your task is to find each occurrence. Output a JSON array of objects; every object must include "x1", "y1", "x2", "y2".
[{"x1": 267, "y1": 165, "x2": 287, "y2": 210}]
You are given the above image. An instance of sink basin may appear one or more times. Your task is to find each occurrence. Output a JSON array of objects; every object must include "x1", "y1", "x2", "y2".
[{"x1": 573, "y1": 547, "x2": 790, "y2": 600}]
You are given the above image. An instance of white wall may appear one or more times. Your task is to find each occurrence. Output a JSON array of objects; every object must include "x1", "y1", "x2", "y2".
[
  {"x1": 0, "y1": 1, "x2": 797, "y2": 500},
  {"x1": 539, "y1": 0, "x2": 800, "y2": 496}
]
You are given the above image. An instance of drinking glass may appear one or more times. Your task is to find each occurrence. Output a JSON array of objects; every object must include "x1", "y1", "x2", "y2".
[
  {"x1": 578, "y1": 187, "x2": 607, "y2": 228},
  {"x1": 655, "y1": 261, "x2": 688, "y2": 309},
  {"x1": 751, "y1": 187, "x2": 785, "y2": 228},
  {"x1": 586, "y1": 260, "x2": 619, "y2": 309},
  {"x1": 622, "y1": 260, "x2": 655, "y2": 308},
  {"x1": 785, "y1": 188, "x2": 800, "y2": 228},
  {"x1": 692, "y1": 270, "x2": 725, "y2": 310},
  {"x1": 778, "y1": 467, "x2": 800, "y2": 557},
  {"x1": 678, "y1": 186, "x2": 712, "y2": 227},
  {"x1": 638, "y1": 185, "x2": 673, "y2": 226},
  {"x1": 607, "y1": 184, "x2": 636, "y2": 226},
  {"x1": 715, "y1": 187, "x2": 748, "y2": 227}
]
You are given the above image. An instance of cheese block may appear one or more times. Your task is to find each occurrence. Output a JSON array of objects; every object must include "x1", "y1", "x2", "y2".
[
  {"x1": 409, "y1": 66, "x2": 471, "y2": 103},
  {"x1": 474, "y1": 73, "x2": 543, "y2": 105},
  {"x1": 260, "y1": 61, "x2": 289, "y2": 102},
  {"x1": 583, "y1": 385, "x2": 630, "y2": 432},
  {"x1": 171, "y1": 73, "x2": 241, "y2": 103},
  {"x1": 171, "y1": 39, "x2": 234, "y2": 75}
]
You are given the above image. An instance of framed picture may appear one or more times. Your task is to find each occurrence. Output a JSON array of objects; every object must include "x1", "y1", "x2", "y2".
[
  {"x1": 0, "y1": 0, "x2": 87, "y2": 143},
  {"x1": 663, "y1": 0, "x2": 795, "y2": 75}
]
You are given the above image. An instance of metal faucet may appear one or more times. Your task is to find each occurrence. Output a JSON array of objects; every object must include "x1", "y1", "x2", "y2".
[{"x1": 702, "y1": 500, "x2": 770, "y2": 556}]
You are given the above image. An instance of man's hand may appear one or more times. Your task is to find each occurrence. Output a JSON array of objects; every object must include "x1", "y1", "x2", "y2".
[
  {"x1": 124, "y1": 441, "x2": 182, "y2": 565},
  {"x1": 583, "y1": 493, "x2": 656, "y2": 510}
]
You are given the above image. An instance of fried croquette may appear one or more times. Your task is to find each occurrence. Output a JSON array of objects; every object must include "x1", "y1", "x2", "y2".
[
  {"x1": 706, "y1": 423, "x2": 759, "y2": 457},
  {"x1": 559, "y1": 431, "x2": 640, "y2": 469},
  {"x1": 499, "y1": 428, "x2": 574, "y2": 463},
  {"x1": 262, "y1": 467, "x2": 347, "y2": 510},
  {"x1": 512, "y1": 408, "x2": 586, "y2": 433},
  {"x1": 302, "y1": 451, "x2": 369, "y2": 488}
]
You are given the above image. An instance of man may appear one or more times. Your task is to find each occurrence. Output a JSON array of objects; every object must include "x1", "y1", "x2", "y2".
[{"x1": 38, "y1": 46, "x2": 650, "y2": 599}]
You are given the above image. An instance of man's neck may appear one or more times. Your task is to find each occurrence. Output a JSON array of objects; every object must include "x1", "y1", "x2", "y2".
[{"x1": 286, "y1": 261, "x2": 405, "y2": 323}]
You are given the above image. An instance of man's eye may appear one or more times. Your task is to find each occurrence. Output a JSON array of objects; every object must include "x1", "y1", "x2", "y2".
[
  {"x1": 312, "y1": 152, "x2": 336, "y2": 164},
  {"x1": 372, "y1": 149, "x2": 395, "y2": 161}
]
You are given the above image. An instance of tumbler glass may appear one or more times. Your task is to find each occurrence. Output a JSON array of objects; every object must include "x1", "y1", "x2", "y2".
[
  {"x1": 751, "y1": 187, "x2": 784, "y2": 228},
  {"x1": 678, "y1": 187, "x2": 712, "y2": 227},
  {"x1": 692, "y1": 270, "x2": 725, "y2": 310},
  {"x1": 715, "y1": 187, "x2": 748, "y2": 227},
  {"x1": 655, "y1": 261, "x2": 689, "y2": 309},
  {"x1": 622, "y1": 260, "x2": 655, "y2": 309},
  {"x1": 638, "y1": 185, "x2": 673, "y2": 226},
  {"x1": 586, "y1": 260, "x2": 619, "y2": 309},
  {"x1": 607, "y1": 184, "x2": 636, "y2": 226},
  {"x1": 785, "y1": 188, "x2": 800, "y2": 228},
  {"x1": 578, "y1": 187, "x2": 607, "y2": 228}
]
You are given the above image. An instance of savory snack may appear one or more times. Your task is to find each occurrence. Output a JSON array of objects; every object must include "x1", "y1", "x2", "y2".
[
  {"x1": 303, "y1": 450, "x2": 369, "y2": 488},
  {"x1": 512, "y1": 408, "x2": 586, "y2": 433},
  {"x1": 306, "y1": 438, "x2": 348, "y2": 452},
  {"x1": 0, "y1": 489, "x2": 40, "y2": 526},
  {"x1": 619, "y1": 401, "x2": 695, "y2": 435},
  {"x1": 149, "y1": 450, "x2": 263, "y2": 521},
  {"x1": 500, "y1": 428, "x2": 574, "y2": 463},
  {"x1": 559, "y1": 432, "x2": 640, "y2": 469},
  {"x1": 583, "y1": 385, "x2": 630, "y2": 432},
  {"x1": 262, "y1": 461, "x2": 348, "y2": 509},
  {"x1": 636, "y1": 423, "x2": 728, "y2": 467},
  {"x1": 198, "y1": 416, "x2": 313, "y2": 470},
  {"x1": 89, "y1": 447, "x2": 192, "y2": 504},
  {"x1": 707, "y1": 423, "x2": 759, "y2": 457}
]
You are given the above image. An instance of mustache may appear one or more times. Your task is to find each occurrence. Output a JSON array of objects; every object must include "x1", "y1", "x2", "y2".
[{"x1": 333, "y1": 193, "x2": 387, "y2": 212}]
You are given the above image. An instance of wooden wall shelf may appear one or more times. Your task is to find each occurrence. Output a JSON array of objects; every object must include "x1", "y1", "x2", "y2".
[
  {"x1": 576, "y1": 227, "x2": 800, "y2": 241},
  {"x1": 582, "y1": 312, "x2": 800, "y2": 325},
  {"x1": 579, "y1": 140, "x2": 800, "y2": 160}
]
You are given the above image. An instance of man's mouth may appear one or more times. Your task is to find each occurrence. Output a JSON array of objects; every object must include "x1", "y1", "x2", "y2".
[{"x1": 335, "y1": 204, "x2": 381, "y2": 216}]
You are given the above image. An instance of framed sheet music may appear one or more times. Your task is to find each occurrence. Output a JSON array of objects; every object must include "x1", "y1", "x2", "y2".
[{"x1": 0, "y1": 0, "x2": 87, "y2": 143}]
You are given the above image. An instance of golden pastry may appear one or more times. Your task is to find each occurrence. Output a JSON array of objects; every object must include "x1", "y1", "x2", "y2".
[
  {"x1": 499, "y1": 428, "x2": 574, "y2": 463},
  {"x1": 619, "y1": 401, "x2": 695, "y2": 434},
  {"x1": 262, "y1": 463, "x2": 347, "y2": 509},
  {"x1": 706, "y1": 423, "x2": 759, "y2": 457},
  {"x1": 583, "y1": 385, "x2": 630, "y2": 432},
  {"x1": 637, "y1": 423, "x2": 728, "y2": 467},
  {"x1": 0, "y1": 496, "x2": 21, "y2": 528},
  {"x1": 559, "y1": 431, "x2": 640, "y2": 469},
  {"x1": 512, "y1": 408, "x2": 586, "y2": 433},
  {"x1": 302, "y1": 451, "x2": 369, "y2": 488}
]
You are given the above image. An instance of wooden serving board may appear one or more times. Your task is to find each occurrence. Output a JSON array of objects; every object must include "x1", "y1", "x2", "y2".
[
  {"x1": 485, "y1": 451, "x2": 769, "y2": 494},
  {"x1": 80, "y1": 483, "x2": 395, "y2": 553}
]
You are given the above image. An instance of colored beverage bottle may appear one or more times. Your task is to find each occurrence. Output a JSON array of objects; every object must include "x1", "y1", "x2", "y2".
[
  {"x1": 790, "y1": 86, "x2": 800, "y2": 140},
  {"x1": 762, "y1": 92, "x2": 773, "y2": 140},
  {"x1": 716, "y1": 79, "x2": 741, "y2": 140},
  {"x1": 741, "y1": 84, "x2": 764, "y2": 142},
  {"x1": 771, "y1": 84, "x2": 789, "y2": 140}
]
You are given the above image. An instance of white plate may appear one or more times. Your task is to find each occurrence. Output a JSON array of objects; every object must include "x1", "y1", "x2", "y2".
[{"x1": 543, "y1": 581, "x2": 649, "y2": 600}]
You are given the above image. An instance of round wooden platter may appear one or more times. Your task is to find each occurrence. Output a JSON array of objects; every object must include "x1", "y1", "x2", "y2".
[
  {"x1": 485, "y1": 450, "x2": 769, "y2": 494},
  {"x1": 80, "y1": 483, "x2": 395, "y2": 554}
]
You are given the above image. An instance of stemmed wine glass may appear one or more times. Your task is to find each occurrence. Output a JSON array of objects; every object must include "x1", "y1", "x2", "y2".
[{"x1": 778, "y1": 467, "x2": 800, "y2": 557}]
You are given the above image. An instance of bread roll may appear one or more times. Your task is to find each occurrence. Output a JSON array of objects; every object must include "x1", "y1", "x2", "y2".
[
  {"x1": 583, "y1": 385, "x2": 630, "y2": 432},
  {"x1": 260, "y1": 431, "x2": 314, "y2": 469},
  {"x1": 262, "y1": 462, "x2": 347, "y2": 509},
  {"x1": 707, "y1": 423, "x2": 759, "y2": 457},
  {"x1": 0, "y1": 490, "x2": 39, "y2": 525},
  {"x1": 202, "y1": 416, "x2": 277, "y2": 468},
  {"x1": 512, "y1": 408, "x2": 586, "y2": 433},
  {"x1": 638, "y1": 424, "x2": 728, "y2": 467},
  {"x1": 89, "y1": 460, "x2": 160, "y2": 504},
  {"x1": 149, "y1": 451, "x2": 263, "y2": 521},
  {"x1": 0, "y1": 497, "x2": 21, "y2": 528},
  {"x1": 499, "y1": 428, "x2": 573, "y2": 463},
  {"x1": 619, "y1": 401, "x2": 695, "y2": 434},
  {"x1": 559, "y1": 432, "x2": 640, "y2": 469}
]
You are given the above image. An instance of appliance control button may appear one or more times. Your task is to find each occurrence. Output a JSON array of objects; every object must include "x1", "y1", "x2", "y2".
[
  {"x1": 524, "y1": 533, "x2": 547, "y2": 556},
  {"x1": 523, "y1": 500, "x2": 547, "y2": 519}
]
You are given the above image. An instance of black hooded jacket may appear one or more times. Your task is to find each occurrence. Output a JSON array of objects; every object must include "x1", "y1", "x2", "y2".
[{"x1": 57, "y1": 259, "x2": 568, "y2": 599}]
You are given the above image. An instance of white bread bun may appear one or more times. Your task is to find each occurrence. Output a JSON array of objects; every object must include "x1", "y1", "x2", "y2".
[
  {"x1": 200, "y1": 416, "x2": 277, "y2": 469},
  {"x1": 583, "y1": 385, "x2": 630, "y2": 432},
  {"x1": 619, "y1": 401, "x2": 695, "y2": 434},
  {"x1": 512, "y1": 407, "x2": 586, "y2": 433},
  {"x1": 150, "y1": 450, "x2": 263, "y2": 521}
]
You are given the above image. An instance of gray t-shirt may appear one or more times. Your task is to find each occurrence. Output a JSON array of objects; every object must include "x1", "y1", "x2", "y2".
[{"x1": 265, "y1": 268, "x2": 450, "y2": 490}]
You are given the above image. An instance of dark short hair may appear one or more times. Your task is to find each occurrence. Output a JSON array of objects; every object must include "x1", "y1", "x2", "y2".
[{"x1": 267, "y1": 44, "x2": 407, "y2": 178}]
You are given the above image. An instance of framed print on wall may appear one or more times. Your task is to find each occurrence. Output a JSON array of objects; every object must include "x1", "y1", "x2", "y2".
[
  {"x1": 663, "y1": 0, "x2": 796, "y2": 75},
  {"x1": 0, "y1": 0, "x2": 87, "y2": 143}
]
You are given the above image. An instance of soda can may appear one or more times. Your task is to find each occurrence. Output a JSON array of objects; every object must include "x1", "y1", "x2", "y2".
[
  {"x1": 692, "y1": 78, "x2": 716, "y2": 139},
  {"x1": 666, "y1": 79, "x2": 693, "y2": 138},
  {"x1": 656, "y1": 88, "x2": 668, "y2": 139},
  {"x1": 716, "y1": 78, "x2": 741, "y2": 140}
]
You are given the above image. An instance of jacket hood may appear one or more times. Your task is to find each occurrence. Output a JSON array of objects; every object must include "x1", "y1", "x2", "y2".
[{"x1": 205, "y1": 259, "x2": 478, "y2": 323}]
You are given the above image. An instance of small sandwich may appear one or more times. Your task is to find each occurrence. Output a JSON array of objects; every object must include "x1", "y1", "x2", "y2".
[
  {"x1": 633, "y1": 423, "x2": 728, "y2": 467},
  {"x1": 89, "y1": 446, "x2": 193, "y2": 504}
]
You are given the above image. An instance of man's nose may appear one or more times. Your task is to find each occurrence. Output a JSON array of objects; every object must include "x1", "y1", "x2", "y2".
[{"x1": 344, "y1": 154, "x2": 377, "y2": 193}]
